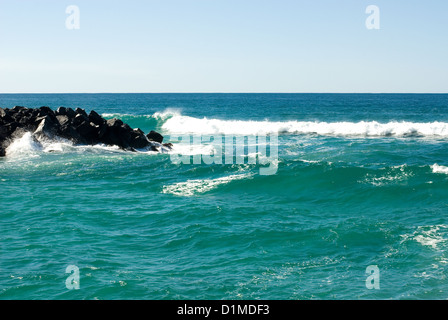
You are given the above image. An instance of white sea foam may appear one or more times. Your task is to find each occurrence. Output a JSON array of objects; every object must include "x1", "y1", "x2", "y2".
[
  {"x1": 3, "y1": 131, "x2": 132, "y2": 159},
  {"x1": 5, "y1": 132, "x2": 43, "y2": 158},
  {"x1": 361, "y1": 164, "x2": 414, "y2": 186},
  {"x1": 162, "y1": 173, "x2": 252, "y2": 197},
  {"x1": 400, "y1": 225, "x2": 448, "y2": 251},
  {"x1": 431, "y1": 164, "x2": 448, "y2": 175},
  {"x1": 102, "y1": 113, "x2": 155, "y2": 119},
  {"x1": 414, "y1": 225, "x2": 448, "y2": 250},
  {"x1": 101, "y1": 113, "x2": 131, "y2": 118},
  {"x1": 102, "y1": 109, "x2": 183, "y2": 120},
  {"x1": 155, "y1": 111, "x2": 448, "y2": 137},
  {"x1": 153, "y1": 109, "x2": 183, "y2": 120}
]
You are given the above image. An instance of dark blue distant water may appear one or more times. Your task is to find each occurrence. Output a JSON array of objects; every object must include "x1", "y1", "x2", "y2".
[{"x1": 1, "y1": 93, "x2": 448, "y2": 299}]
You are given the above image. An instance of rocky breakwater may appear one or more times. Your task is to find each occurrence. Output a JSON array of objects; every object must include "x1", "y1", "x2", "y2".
[{"x1": 0, "y1": 106, "x2": 172, "y2": 157}]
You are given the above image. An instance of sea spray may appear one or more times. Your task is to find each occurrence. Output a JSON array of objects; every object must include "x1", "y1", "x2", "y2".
[{"x1": 5, "y1": 132, "x2": 43, "y2": 158}]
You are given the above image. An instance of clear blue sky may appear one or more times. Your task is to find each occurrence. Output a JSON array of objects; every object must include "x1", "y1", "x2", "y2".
[{"x1": 0, "y1": 0, "x2": 447, "y2": 93}]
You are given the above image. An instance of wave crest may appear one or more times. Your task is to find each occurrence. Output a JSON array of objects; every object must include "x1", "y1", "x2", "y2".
[
  {"x1": 431, "y1": 164, "x2": 448, "y2": 175},
  {"x1": 154, "y1": 112, "x2": 448, "y2": 137}
]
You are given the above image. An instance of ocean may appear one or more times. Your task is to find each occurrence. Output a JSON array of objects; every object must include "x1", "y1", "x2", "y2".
[{"x1": 0, "y1": 93, "x2": 447, "y2": 300}]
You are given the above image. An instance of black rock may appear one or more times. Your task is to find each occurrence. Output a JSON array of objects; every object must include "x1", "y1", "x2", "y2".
[
  {"x1": 18, "y1": 115, "x2": 31, "y2": 125},
  {"x1": 34, "y1": 116, "x2": 58, "y2": 140},
  {"x1": 56, "y1": 107, "x2": 67, "y2": 115},
  {"x1": 66, "y1": 108, "x2": 77, "y2": 118},
  {"x1": 76, "y1": 121, "x2": 98, "y2": 144},
  {"x1": 0, "y1": 126, "x2": 8, "y2": 146},
  {"x1": 37, "y1": 106, "x2": 54, "y2": 117},
  {"x1": 11, "y1": 106, "x2": 26, "y2": 113},
  {"x1": 0, "y1": 108, "x2": 8, "y2": 118},
  {"x1": 73, "y1": 113, "x2": 88, "y2": 126},
  {"x1": 33, "y1": 116, "x2": 47, "y2": 126},
  {"x1": 98, "y1": 123, "x2": 108, "y2": 139},
  {"x1": 107, "y1": 118, "x2": 123, "y2": 128},
  {"x1": 0, "y1": 124, "x2": 8, "y2": 136},
  {"x1": 146, "y1": 130, "x2": 164, "y2": 143},
  {"x1": 0, "y1": 109, "x2": 13, "y2": 124},
  {"x1": 4, "y1": 122, "x2": 18, "y2": 136},
  {"x1": 129, "y1": 129, "x2": 150, "y2": 149},
  {"x1": 56, "y1": 115, "x2": 70, "y2": 127},
  {"x1": 88, "y1": 110, "x2": 105, "y2": 126},
  {"x1": 18, "y1": 108, "x2": 32, "y2": 118},
  {"x1": 0, "y1": 146, "x2": 5, "y2": 157},
  {"x1": 59, "y1": 124, "x2": 86, "y2": 145},
  {"x1": 75, "y1": 108, "x2": 88, "y2": 117},
  {"x1": 133, "y1": 128, "x2": 145, "y2": 135},
  {"x1": 102, "y1": 127, "x2": 125, "y2": 148},
  {"x1": 131, "y1": 136, "x2": 150, "y2": 149}
]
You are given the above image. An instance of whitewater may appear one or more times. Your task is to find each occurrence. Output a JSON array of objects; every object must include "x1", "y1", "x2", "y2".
[{"x1": 145, "y1": 110, "x2": 448, "y2": 138}]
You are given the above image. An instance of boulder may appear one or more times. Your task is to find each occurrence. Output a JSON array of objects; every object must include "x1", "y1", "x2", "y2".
[
  {"x1": 98, "y1": 123, "x2": 108, "y2": 139},
  {"x1": 88, "y1": 110, "x2": 105, "y2": 126},
  {"x1": 0, "y1": 108, "x2": 7, "y2": 118},
  {"x1": 0, "y1": 126, "x2": 8, "y2": 153},
  {"x1": 56, "y1": 115, "x2": 70, "y2": 127},
  {"x1": 56, "y1": 107, "x2": 67, "y2": 115},
  {"x1": 0, "y1": 108, "x2": 12, "y2": 120},
  {"x1": 131, "y1": 136, "x2": 150, "y2": 149},
  {"x1": 75, "y1": 108, "x2": 88, "y2": 117},
  {"x1": 37, "y1": 106, "x2": 54, "y2": 117},
  {"x1": 129, "y1": 129, "x2": 150, "y2": 149},
  {"x1": 66, "y1": 108, "x2": 77, "y2": 118},
  {"x1": 73, "y1": 113, "x2": 88, "y2": 126},
  {"x1": 34, "y1": 116, "x2": 58, "y2": 140},
  {"x1": 102, "y1": 126, "x2": 125, "y2": 148},
  {"x1": 76, "y1": 121, "x2": 99, "y2": 144},
  {"x1": 134, "y1": 128, "x2": 145, "y2": 135},
  {"x1": 0, "y1": 125, "x2": 8, "y2": 141},
  {"x1": 107, "y1": 118, "x2": 123, "y2": 128},
  {"x1": 146, "y1": 130, "x2": 164, "y2": 143},
  {"x1": 11, "y1": 106, "x2": 26, "y2": 113},
  {"x1": 3, "y1": 122, "x2": 18, "y2": 137},
  {"x1": 59, "y1": 124, "x2": 85, "y2": 145}
]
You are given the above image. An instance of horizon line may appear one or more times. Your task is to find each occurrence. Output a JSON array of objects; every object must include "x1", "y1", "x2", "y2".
[{"x1": 1, "y1": 92, "x2": 448, "y2": 95}]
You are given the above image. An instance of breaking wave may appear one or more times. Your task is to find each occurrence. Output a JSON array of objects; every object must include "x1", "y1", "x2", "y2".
[
  {"x1": 431, "y1": 164, "x2": 448, "y2": 175},
  {"x1": 162, "y1": 115, "x2": 448, "y2": 137},
  {"x1": 109, "y1": 111, "x2": 447, "y2": 138},
  {"x1": 100, "y1": 110, "x2": 448, "y2": 138}
]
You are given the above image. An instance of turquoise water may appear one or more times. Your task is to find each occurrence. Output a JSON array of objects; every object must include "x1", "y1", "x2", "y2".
[{"x1": 1, "y1": 93, "x2": 448, "y2": 300}]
